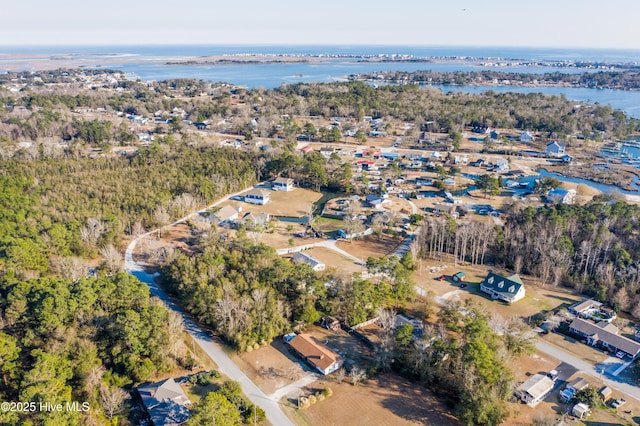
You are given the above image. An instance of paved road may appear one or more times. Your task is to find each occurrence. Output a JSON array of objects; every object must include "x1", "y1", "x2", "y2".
[
  {"x1": 537, "y1": 338, "x2": 640, "y2": 402},
  {"x1": 124, "y1": 183, "x2": 296, "y2": 426}
]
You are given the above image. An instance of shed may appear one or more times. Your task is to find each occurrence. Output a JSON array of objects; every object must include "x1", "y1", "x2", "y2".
[
  {"x1": 453, "y1": 272, "x2": 466, "y2": 282},
  {"x1": 572, "y1": 402, "x2": 591, "y2": 419},
  {"x1": 599, "y1": 386, "x2": 613, "y2": 401}
]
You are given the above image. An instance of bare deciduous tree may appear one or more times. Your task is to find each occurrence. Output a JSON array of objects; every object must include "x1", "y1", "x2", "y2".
[
  {"x1": 349, "y1": 366, "x2": 366, "y2": 386},
  {"x1": 99, "y1": 384, "x2": 129, "y2": 419},
  {"x1": 80, "y1": 217, "x2": 107, "y2": 247},
  {"x1": 51, "y1": 256, "x2": 87, "y2": 282},
  {"x1": 100, "y1": 244, "x2": 123, "y2": 273}
]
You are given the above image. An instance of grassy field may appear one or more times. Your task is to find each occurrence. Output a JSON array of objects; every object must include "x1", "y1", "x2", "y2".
[{"x1": 222, "y1": 187, "x2": 323, "y2": 217}]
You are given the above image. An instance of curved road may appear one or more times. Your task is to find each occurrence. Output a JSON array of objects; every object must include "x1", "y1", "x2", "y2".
[{"x1": 124, "y1": 185, "x2": 295, "y2": 426}]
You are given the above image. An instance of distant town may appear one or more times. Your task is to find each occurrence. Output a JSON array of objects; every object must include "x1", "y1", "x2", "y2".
[{"x1": 2, "y1": 66, "x2": 640, "y2": 426}]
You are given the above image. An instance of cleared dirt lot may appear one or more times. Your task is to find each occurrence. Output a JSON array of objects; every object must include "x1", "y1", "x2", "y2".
[
  {"x1": 231, "y1": 340, "x2": 306, "y2": 395},
  {"x1": 285, "y1": 373, "x2": 459, "y2": 426},
  {"x1": 336, "y1": 234, "x2": 404, "y2": 260}
]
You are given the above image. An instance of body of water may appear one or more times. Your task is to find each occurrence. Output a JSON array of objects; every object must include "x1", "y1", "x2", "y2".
[
  {"x1": 2, "y1": 45, "x2": 640, "y2": 117},
  {"x1": 537, "y1": 168, "x2": 640, "y2": 195}
]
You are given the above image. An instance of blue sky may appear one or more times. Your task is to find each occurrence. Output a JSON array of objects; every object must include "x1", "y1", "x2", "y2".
[{"x1": 2, "y1": 0, "x2": 639, "y2": 49}]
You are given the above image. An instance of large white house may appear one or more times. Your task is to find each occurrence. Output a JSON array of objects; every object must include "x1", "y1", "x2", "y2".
[
  {"x1": 546, "y1": 188, "x2": 576, "y2": 204},
  {"x1": 244, "y1": 189, "x2": 271, "y2": 205},
  {"x1": 480, "y1": 272, "x2": 526, "y2": 303},
  {"x1": 272, "y1": 177, "x2": 294, "y2": 192},
  {"x1": 546, "y1": 141, "x2": 566, "y2": 157}
]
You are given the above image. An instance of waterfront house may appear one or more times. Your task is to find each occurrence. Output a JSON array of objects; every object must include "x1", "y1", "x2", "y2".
[
  {"x1": 546, "y1": 141, "x2": 566, "y2": 157},
  {"x1": 287, "y1": 334, "x2": 343, "y2": 375},
  {"x1": 273, "y1": 177, "x2": 294, "y2": 192},
  {"x1": 244, "y1": 189, "x2": 270, "y2": 205},
  {"x1": 569, "y1": 317, "x2": 640, "y2": 359},
  {"x1": 546, "y1": 188, "x2": 576, "y2": 204},
  {"x1": 480, "y1": 272, "x2": 525, "y2": 303}
]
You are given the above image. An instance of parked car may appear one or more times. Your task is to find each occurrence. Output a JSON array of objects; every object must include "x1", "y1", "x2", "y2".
[
  {"x1": 616, "y1": 351, "x2": 626, "y2": 359},
  {"x1": 612, "y1": 398, "x2": 627, "y2": 409}
]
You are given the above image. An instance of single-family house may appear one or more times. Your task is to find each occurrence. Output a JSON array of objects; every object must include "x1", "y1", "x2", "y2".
[
  {"x1": 546, "y1": 141, "x2": 566, "y2": 157},
  {"x1": 569, "y1": 299, "x2": 617, "y2": 322},
  {"x1": 287, "y1": 334, "x2": 343, "y2": 375},
  {"x1": 273, "y1": 177, "x2": 294, "y2": 192},
  {"x1": 569, "y1": 318, "x2": 640, "y2": 359},
  {"x1": 520, "y1": 131, "x2": 533, "y2": 143},
  {"x1": 394, "y1": 314, "x2": 424, "y2": 336},
  {"x1": 381, "y1": 151, "x2": 399, "y2": 161},
  {"x1": 337, "y1": 227, "x2": 373, "y2": 240},
  {"x1": 366, "y1": 194, "x2": 391, "y2": 210},
  {"x1": 292, "y1": 252, "x2": 326, "y2": 271},
  {"x1": 515, "y1": 373, "x2": 555, "y2": 407},
  {"x1": 244, "y1": 189, "x2": 270, "y2": 205},
  {"x1": 480, "y1": 272, "x2": 526, "y2": 303},
  {"x1": 137, "y1": 378, "x2": 191, "y2": 426},
  {"x1": 561, "y1": 154, "x2": 574, "y2": 163},
  {"x1": 546, "y1": 188, "x2": 576, "y2": 204},
  {"x1": 320, "y1": 146, "x2": 335, "y2": 158},
  {"x1": 241, "y1": 211, "x2": 271, "y2": 227},
  {"x1": 433, "y1": 203, "x2": 458, "y2": 217},
  {"x1": 491, "y1": 158, "x2": 509, "y2": 172},
  {"x1": 443, "y1": 178, "x2": 456, "y2": 186},
  {"x1": 213, "y1": 205, "x2": 241, "y2": 224},
  {"x1": 300, "y1": 145, "x2": 314, "y2": 154}
]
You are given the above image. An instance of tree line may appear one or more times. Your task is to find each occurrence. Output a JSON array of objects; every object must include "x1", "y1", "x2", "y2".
[{"x1": 414, "y1": 196, "x2": 640, "y2": 317}]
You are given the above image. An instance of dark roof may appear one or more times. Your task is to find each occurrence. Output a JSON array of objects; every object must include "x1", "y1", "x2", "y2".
[
  {"x1": 570, "y1": 318, "x2": 640, "y2": 356},
  {"x1": 481, "y1": 272, "x2": 524, "y2": 298}
]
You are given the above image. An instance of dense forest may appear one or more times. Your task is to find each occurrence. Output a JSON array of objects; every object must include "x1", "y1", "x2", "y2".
[{"x1": 0, "y1": 272, "x2": 182, "y2": 425}]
